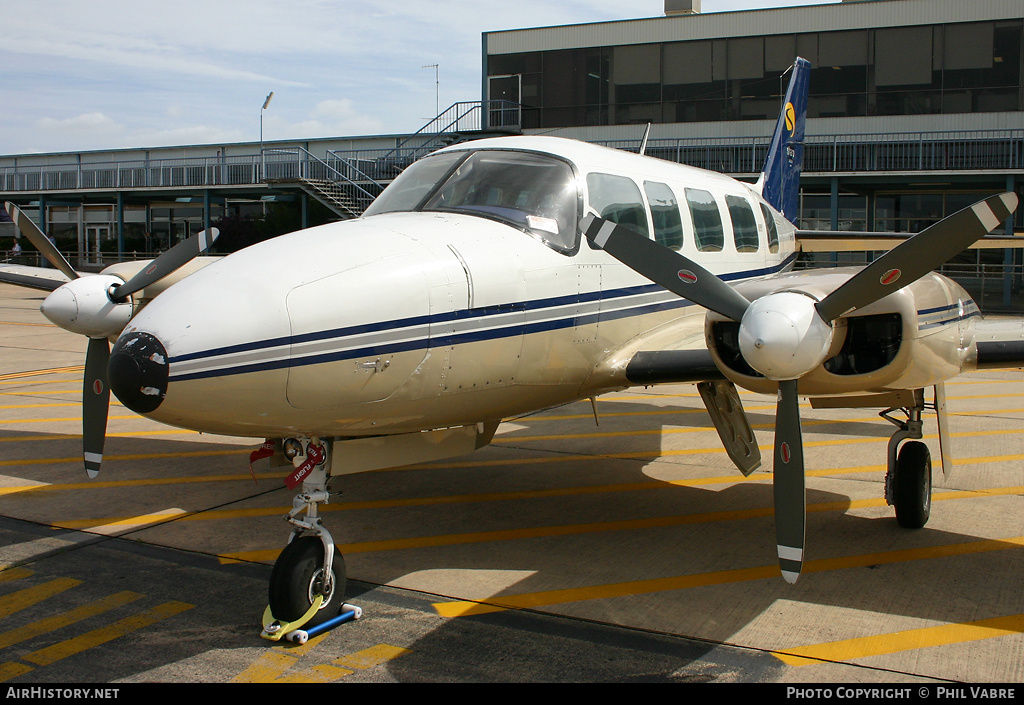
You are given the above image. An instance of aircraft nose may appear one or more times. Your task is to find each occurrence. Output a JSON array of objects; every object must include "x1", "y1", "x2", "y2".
[{"x1": 108, "y1": 331, "x2": 170, "y2": 414}]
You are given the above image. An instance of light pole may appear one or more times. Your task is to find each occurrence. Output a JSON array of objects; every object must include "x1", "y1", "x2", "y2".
[
  {"x1": 260, "y1": 91, "x2": 274, "y2": 180},
  {"x1": 423, "y1": 64, "x2": 438, "y2": 118}
]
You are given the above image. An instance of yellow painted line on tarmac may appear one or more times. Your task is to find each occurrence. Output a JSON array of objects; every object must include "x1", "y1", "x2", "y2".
[
  {"x1": 0, "y1": 401, "x2": 125, "y2": 410},
  {"x1": 0, "y1": 388, "x2": 80, "y2": 394},
  {"x1": 0, "y1": 367, "x2": 83, "y2": 381},
  {"x1": 0, "y1": 321, "x2": 55, "y2": 327},
  {"x1": 0, "y1": 379, "x2": 80, "y2": 386},
  {"x1": 0, "y1": 470, "x2": 281, "y2": 497},
  {"x1": 493, "y1": 412, "x2": 877, "y2": 444},
  {"x1": 0, "y1": 447, "x2": 248, "y2": 470},
  {"x1": 218, "y1": 486, "x2": 1024, "y2": 564},
  {"x1": 0, "y1": 662, "x2": 33, "y2": 682},
  {"x1": 412, "y1": 426, "x2": 1024, "y2": 471},
  {"x1": 774, "y1": 613, "x2": 1024, "y2": 667},
  {"x1": 44, "y1": 448, "x2": 1021, "y2": 534},
  {"x1": 0, "y1": 429, "x2": 198, "y2": 443},
  {"x1": 0, "y1": 568, "x2": 33, "y2": 583},
  {"x1": 0, "y1": 578, "x2": 81, "y2": 617},
  {"x1": 22, "y1": 600, "x2": 193, "y2": 666},
  {"x1": 0, "y1": 591, "x2": 143, "y2": 651},
  {"x1": 432, "y1": 536, "x2": 1024, "y2": 618},
  {"x1": 0, "y1": 414, "x2": 139, "y2": 425},
  {"x1": 233, "y1": 642, "x2": 410, "y2": 683},
  {"x1": 82, "y1": 508, "x2": 190, "y2": 535}
]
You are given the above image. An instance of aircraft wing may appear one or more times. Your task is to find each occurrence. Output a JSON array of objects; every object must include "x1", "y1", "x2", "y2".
[
  {"x1": 798, "y1": 231, "x2": 1024, "y2": 252},
  {"x1": 974, "y1": 317, "x2": 1024, "y2": 369},
  {"x1": 0, "y1": 257, "x2": 221, "y2": 298},
  {"x1": 583, "y1": 312, "x2": 723, "y2": 395},
  {"x1": 0, "y1": 264, "x2": 73, "y2": 291}
]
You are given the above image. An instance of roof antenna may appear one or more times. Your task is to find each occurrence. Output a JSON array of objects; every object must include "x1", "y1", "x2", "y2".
[{"x1": 639, "y1": 123, "x2": 652, "y2": 156}]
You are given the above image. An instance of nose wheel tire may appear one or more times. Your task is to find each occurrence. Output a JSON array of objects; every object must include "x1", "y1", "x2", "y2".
[
  {"x1": 893, "y1": 441, "x2": 932, "y2": 529},
  {"x1": 268, "y1": 536, "x2": 346, "y2": 627}
]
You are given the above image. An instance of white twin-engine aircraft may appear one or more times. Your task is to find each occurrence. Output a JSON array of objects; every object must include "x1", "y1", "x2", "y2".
[{"x1": 3, "y1": 57, "x2": 1022, "y2": 637}]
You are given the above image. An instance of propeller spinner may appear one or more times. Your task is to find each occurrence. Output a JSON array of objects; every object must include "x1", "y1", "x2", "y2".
[
  {"x1": 4, "y1": 201, "x2": 219, "y2": 478},
  {"x1": 582, "y1": 190, "x2": 1018, "y2": 582}
]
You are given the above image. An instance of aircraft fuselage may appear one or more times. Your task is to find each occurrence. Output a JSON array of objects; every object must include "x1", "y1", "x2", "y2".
[{"x1": 112, "y1": 137, "x2": 795, "y2": 438}]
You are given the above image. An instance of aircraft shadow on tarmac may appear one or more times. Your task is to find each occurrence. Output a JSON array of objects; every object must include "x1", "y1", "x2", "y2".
[{"x1": 0, "y1": 394, "x2": 1018, "y2": 682}]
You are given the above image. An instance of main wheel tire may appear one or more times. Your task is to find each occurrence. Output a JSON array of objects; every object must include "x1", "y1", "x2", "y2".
[
  {"x1": 268, "y1": 536, "x2": 346, "y2": 627},
  {"x1": 894, "y1": 441, "x2": 932, "y2": 529}
]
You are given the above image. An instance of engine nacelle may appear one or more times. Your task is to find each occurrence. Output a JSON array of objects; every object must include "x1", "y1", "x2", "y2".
[{"x1": 705, "y1": 268, "x2": 976, "y2": 397}]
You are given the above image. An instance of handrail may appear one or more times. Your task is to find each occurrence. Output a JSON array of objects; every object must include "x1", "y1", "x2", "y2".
[
  {"x1": 323, "y1": 151, "x2": 386, "y2": 189},
  {"x1": 1, "y1": 127, "x2": 1020, "y2": 195},
  {"x1": 379, "y1": 100, "x2": 522, "y2": 162},
  {"x1": 260, "y1": 146, "x2": 381, "y2": 205}
]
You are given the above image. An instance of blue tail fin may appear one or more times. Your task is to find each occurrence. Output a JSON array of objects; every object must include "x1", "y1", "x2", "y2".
[{"x1": 759, "y1": 57, "x2": 811, "y2": 225}]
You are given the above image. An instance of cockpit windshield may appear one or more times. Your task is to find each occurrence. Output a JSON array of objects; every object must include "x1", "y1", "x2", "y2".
[{"x1": 363, "y1": 150, "x2": 580, "y2": 252}]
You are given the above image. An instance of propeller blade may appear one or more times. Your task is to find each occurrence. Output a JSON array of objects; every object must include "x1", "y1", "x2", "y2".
[
  {"x1": 109, "y1": 227, "x2": 219, "y2": 301},
  {"x1": 773, "y1": 379, "x2": 806, "y2": 583},
  {"x1": 581, "y1": 214, "x2": 751, "y2": 322},
  {"x1": 83, "y1": 338, "x2": 111, "y2": 478},
  {"x1": 4, "y1": 201, "x2": 79, "y2": 282},
  {"x1": 816, "y1": 192, "x2": 1019, "y2": 322}
]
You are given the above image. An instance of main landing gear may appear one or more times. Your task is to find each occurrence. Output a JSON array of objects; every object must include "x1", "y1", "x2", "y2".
[
  {"x1": 261, "y1": 437, "x2": 351, "y2": 641},
  {"x1": 880, "y1": 387, "x2": 946, "y2": 529},
  {"x1": 815, "y1": 385, "x2": 948, "y2": 530}
]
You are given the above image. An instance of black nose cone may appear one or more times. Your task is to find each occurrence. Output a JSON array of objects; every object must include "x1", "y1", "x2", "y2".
[{"x1": 109, "y1": 332, "x2": 169, "y2": 414}]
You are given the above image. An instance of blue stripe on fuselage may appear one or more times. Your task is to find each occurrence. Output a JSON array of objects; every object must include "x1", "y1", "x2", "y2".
[{"x1": 167, "y1": 253, "x2": 798, "y2": 382}]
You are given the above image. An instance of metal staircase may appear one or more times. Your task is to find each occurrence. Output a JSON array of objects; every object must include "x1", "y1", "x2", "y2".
[
  {"x1": 260, "y1": 100, "x2": 522, "y2": 218},
  {"x1": 262, "y1": 147, "x2": 384, "y2": 219}
]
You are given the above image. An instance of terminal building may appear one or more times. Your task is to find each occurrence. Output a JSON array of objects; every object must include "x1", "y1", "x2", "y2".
[{"x1": 1, "y1": 0, "x2": 1022, "y2": 302}]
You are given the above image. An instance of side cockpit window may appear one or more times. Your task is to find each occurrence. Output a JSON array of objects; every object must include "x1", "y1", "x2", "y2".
[
  {"x1": 424, "y1": 151, "x2": 579, "y2": 252},
  {"x1": 363, "y1": 151, "x2": 466, "y2": 216}
]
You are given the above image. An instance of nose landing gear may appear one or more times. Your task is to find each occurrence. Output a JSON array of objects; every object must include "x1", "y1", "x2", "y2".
[{"x1": 261, "y1": 437, "x2": 348, "y2": 641}]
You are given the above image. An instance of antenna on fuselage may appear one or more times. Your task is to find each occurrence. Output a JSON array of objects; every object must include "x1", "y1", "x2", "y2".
[{"x1": 639, "y1": 123, "x2": 652, "y2": 156}]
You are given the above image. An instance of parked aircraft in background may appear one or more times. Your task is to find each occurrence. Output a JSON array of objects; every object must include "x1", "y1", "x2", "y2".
[{"x1": 2, "y1": 58, "x2": 1020, "y2": 638}]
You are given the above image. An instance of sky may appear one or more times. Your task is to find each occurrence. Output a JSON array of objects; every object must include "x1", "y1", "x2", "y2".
[{"x1": 0, "y1": 0, "x2": 841, "y2": 156}]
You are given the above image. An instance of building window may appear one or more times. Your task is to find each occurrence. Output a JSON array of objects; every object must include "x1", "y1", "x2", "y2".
[{"x1": 485, "y1": 18, "x2": 1022, "y2": 128}]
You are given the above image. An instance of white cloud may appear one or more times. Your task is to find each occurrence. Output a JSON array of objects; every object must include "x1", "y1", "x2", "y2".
[
  {"x1": 36, "y1": 112, "x2": 124, "y2": 134},
  {"x1": 270, "y1": 99, "x2": 385, "y2": 140}
]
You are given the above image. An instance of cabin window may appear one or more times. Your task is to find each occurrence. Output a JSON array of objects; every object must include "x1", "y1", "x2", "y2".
[
  {"x1": 727, "y1": 195, "x2": 759, "y2": 253},
  {"x1": 586, "y1": 173, "x2": 649, "y2": 244},
  {"x1": 685, "y1": 188, "x2": 724, "y2": 252},
  {"x1": 644, "y1": 181, "x2": 684, "y2": 251},
  {"x1": 760, "y1": 203, "x2": 780, "y2": 253}
]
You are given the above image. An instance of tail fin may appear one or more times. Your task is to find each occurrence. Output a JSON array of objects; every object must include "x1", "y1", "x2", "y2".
[{"x1": 759, "y1": 57, "x2": 811, "y2": 225}]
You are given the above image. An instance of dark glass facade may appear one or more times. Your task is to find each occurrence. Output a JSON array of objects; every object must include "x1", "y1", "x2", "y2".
[{"x1": 487, "y1": 20, "x2": 1023, "y2": 129}]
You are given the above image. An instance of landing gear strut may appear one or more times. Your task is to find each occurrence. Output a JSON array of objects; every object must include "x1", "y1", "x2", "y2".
[
  {"x1": 261, "y1": 437, "x2": 347, "y2": 641},
  {"x1": 881, "y1": 389, "x2": 933, "y2": 529}
]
